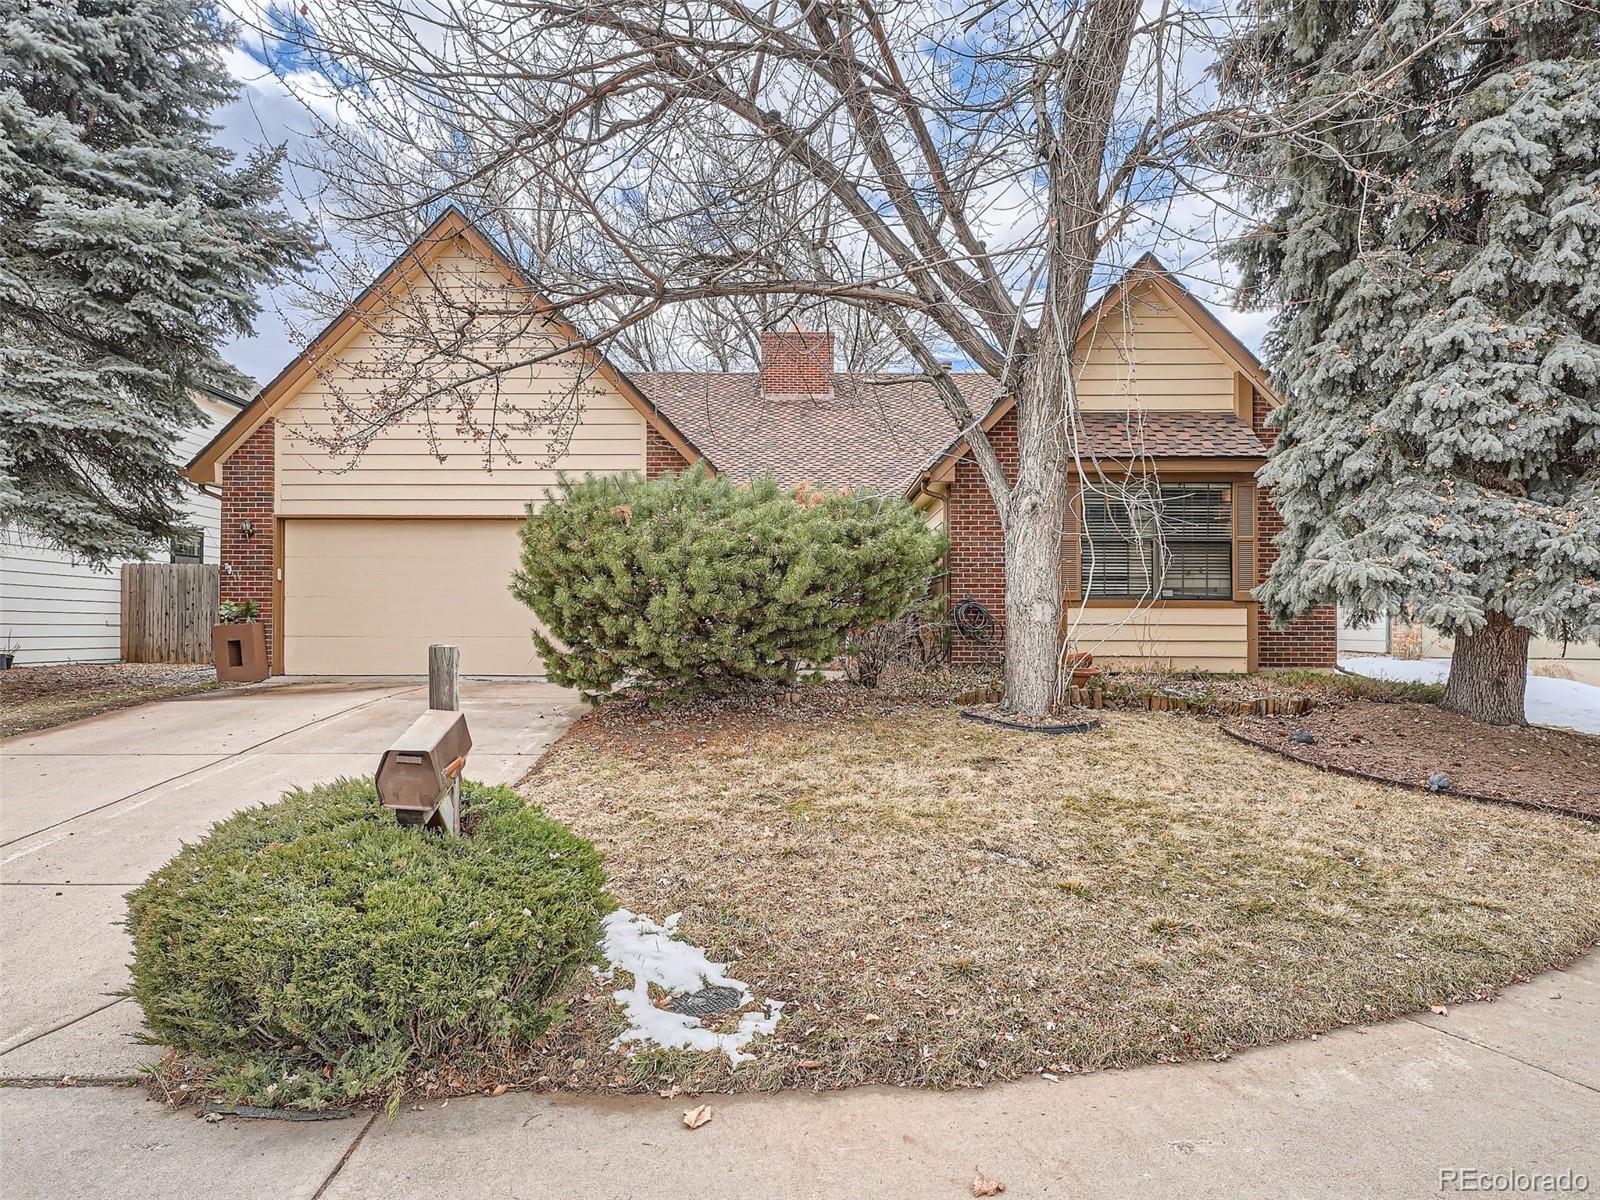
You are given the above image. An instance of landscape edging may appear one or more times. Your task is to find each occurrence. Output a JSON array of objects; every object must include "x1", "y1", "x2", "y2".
[{"x1": 1216, "y1": 721, "x2": 1597, "y2": 824}]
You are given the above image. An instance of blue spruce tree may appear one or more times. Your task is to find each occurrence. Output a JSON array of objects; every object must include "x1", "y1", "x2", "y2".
[
  {"x1": 0, "y1": 0, "x2": 316, "y2": 562},
  {"x1": 1225, "y1": 0, "x2": 1600, "y2": 724}
]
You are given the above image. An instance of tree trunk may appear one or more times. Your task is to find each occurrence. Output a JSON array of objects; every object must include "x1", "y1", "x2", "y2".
[
  {"x1": 1001, "y1": 355, "x2": 1071, "y2": 717},
  {"x1": 993, "y1": 0, "x2": 1142, "y2": 718},
  {"x1": 1002, "y1": 479, "x2": 1068, "y2": 715},
  {"x1": 1440, "y1": 610, "x2": 1530, "y2": 726}
]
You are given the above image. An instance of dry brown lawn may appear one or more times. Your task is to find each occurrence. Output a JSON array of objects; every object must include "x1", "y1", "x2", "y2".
[
  {"x1": 517, "y1": 698, "x2": 1600, "y2": 1096},
  {"x1": 0, "y1": 663, "x2": 223, "y2": 739}
]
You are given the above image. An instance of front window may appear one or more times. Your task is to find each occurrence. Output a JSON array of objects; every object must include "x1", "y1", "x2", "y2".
[
  {"x1": 1080, "y1": 483, "x2": 1232, "y2": 600},
  {"x1": 169, "y1": 528, "x2": 204, "y2": 564}
]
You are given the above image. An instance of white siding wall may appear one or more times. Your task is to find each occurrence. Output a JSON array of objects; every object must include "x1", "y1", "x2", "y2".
[
  {"x1": 1336, "y1": 605, "x2": 1390, "y2": 654},
  {"x1": 0, "y1": 396, "x2": 237, "y2": 666},
  {"x1": 1336, "y1": 611, "x2": 1600, "y2": 661}
]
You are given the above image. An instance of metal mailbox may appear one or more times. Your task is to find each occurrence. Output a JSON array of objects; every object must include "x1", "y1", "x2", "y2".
[{"x1": 375, "y1": 709, "x2": 472, "y2": 826}]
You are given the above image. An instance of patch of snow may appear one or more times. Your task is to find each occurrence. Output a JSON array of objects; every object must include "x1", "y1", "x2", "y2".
[
  {"x1": 600, "y1": 909, "x2": 783, "y2": 1064},
  {"x1": 1338, "y1": 656, "x2": 1600, "y2": 735}
]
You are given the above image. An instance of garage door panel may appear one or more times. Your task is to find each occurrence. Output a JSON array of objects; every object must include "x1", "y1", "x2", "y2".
[
  {"x1": 287, "y1": 561, "x2": 522, "y2": 597},
  {"x1": 283, "y1": 520, "x2": 543, "y2": 676},
  {"x1": 287, "y1": 590, "x2": 525, "y2": 634},
  {"x1": 285, "y1": 635, "x2": 541, "y2": 677}
]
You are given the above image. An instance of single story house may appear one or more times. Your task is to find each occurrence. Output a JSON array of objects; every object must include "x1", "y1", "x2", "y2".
[
  {"x1": 2, "y1": 384, "x2": 245, "y2": 665},
  {"x1": 185, "y1": 207, "x2": 1334, "y2": 677}
]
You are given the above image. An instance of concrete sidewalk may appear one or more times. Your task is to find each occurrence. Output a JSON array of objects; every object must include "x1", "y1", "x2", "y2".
[
  {"x1": 1, "y1": 955, "x2": 1595, "y2": 1199},
  {"x1": 0, "y1": 679, "x2": 582, "y2": 1078}
]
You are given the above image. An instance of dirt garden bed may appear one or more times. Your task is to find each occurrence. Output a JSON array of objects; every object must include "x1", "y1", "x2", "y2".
[
  {"x1": 1223, "y1": 702, "x2": 1600, "y2": 819},
  {"x1": 500, "y1": 694, "x2": 1600, "y2": 1100},
  {"x1": 0, "y1": 662, "x2": 229, "y2": 738}
]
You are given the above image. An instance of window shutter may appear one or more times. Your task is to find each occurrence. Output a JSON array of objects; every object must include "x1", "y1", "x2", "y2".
[
  {"x1": 1062, "y1": 480, "x2": 1082, "y2": 603},
  {"x1": 1233, "y1": 481, "x2": 1257, "y2": 600}
]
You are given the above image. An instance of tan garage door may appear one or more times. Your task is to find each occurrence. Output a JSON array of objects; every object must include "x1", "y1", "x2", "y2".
[{"x1": 282, "y1": 519, "x2": 542, "y2": 675}]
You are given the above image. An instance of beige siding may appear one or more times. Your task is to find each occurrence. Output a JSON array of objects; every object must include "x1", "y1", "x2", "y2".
[
  {"x1": 282, "y1": 519, "x2": 541, "y2": 675},
  {"x1": 1074, "y1": 283, "x2": 1236, "y2": 412},
  {"x1": 272, "y1": 238, "x2": 646, "y2": 517},
  {"x1": 1065, "y1": 602, "x2": 1248, "y2": 672}
]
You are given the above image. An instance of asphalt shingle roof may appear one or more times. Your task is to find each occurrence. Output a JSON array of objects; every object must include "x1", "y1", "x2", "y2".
[
  {"x1": 1070, "y1": 409, "x2": 1269, "y2": 461},
  {"x1": 634, "y1": 371, "x2": 1264, "y2": 494}
]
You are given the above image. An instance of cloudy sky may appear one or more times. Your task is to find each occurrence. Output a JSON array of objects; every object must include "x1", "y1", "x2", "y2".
[
  {"x1": 209, "y1": 35, "x2": 1274, "y2": 390},
  {"x1": 212, "y1": 40, "x2": 339, "y2": 385}
]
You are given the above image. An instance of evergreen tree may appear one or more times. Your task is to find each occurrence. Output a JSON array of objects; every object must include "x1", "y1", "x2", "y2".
[
  {"x1": 1224, "y1": 0, "x2": 1600, "y2": 724},
  {"x1": 0, "y1": 0, "x2": 316, "y2": 562}
]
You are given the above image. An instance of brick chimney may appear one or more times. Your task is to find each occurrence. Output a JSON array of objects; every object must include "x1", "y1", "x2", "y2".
[{"x1": 760, "y1": 329, "x2": 834, "y2": 395}]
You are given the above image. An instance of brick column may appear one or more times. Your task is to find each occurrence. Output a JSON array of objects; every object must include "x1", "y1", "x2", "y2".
[
  {"x1": 220, "y1": 420, "x2": 277, "y2": 668},
  {"x1": 1252, "y1": 390, "x2": 1336, "y2": 668}
]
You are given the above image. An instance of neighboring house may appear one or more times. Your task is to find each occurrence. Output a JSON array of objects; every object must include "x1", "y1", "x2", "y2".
[
  {"x1": 1335, "y1": 612, "x2": 1599, "y2": 667},
  {"x1": 0, "y1": 385, "x2": 245, "y2": 666},
  {"x1": 1337, "y1": 609, "x2": 1391, "y2": 655},
  {"x1": 187, "y1": 207, "x2": 1335, "y2": 677}
]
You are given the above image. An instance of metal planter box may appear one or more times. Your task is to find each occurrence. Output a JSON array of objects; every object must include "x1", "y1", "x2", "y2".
[{"x1": 212, "y1": 622, "x2": 269, "y2": 683}]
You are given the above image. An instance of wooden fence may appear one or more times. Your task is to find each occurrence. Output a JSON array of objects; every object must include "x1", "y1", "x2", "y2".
[{"x1": 120, "y1": 563, "x2": 219, "y2": 664}]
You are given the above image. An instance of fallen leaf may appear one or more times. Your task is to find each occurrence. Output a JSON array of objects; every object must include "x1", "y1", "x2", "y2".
[
  {"x1": 490, "y1": 1084, "x2": 507, "y2": 1097},
  {"x1": 683, "y1": 1104, "x2": 713, "y2": 1130},
  {"x1": 796, "y1": 1059, "x2": 824, "y2": 1070},
  {"x1": 1430, "y1": 1005, "x2": 1448, "y2": 1016},
  {"x1": 973, "y1": 1170, "x2": 1006, "y2": 1196}
]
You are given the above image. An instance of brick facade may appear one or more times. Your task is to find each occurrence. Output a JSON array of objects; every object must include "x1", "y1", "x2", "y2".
[
  {"x1": 645, "y1": 424, "x2": 691, "y2": 477},
  {"x1": 943, "y1": 397, "x2": 1336, "y2": 671},
  {"x1": 1253, "y1": 484, "x2": 1338, "y2": 667},
  {"x1": 220, "y1": 420, "x2": 276, "y2": 665},
  {"x1": 946, "y1": 410, "x2": 1018, "y2": 665}
]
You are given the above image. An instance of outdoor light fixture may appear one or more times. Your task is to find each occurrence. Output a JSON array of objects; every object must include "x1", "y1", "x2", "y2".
[{"x1": 239, "y1": 519, "x2": 255, "y2": 539}]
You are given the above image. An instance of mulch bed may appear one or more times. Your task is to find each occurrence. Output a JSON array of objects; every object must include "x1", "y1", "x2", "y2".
[
  {"x1": 549, "y1": 681, "x2": 933, "y2": 764},
  {"x1": 960, "y1": 703, "x2": 1101, "y2": 733},
  {"x1": 1223, "y1": 701, "x2": 1600, "y2": 819}
]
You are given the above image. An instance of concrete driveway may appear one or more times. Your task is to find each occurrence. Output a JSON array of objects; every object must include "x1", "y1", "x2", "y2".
[{"x1": 0, "y1": 678, "x2": 582, "y2": 1078}]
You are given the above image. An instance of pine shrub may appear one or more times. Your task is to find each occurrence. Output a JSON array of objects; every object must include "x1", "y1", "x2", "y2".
[
  {"x1": 125, "y1": 778, "x2": 608, "y2": 1109},
  {"x1": 513, "y1": 468, "x2": 946, "y2": 700}
]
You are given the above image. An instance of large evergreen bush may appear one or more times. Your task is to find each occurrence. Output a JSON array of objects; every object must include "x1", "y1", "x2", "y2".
[
  {"x1": 513, "y1": 468, "x2": 946, "y2": 700},
  {"x1": 126, "y1": 779, "x2": 607, "y2": 1109}
]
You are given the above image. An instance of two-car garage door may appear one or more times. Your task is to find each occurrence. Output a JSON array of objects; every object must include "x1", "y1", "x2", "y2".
[{"x1": 281, "y1": 519, "x2": 542, "y2": 676}]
